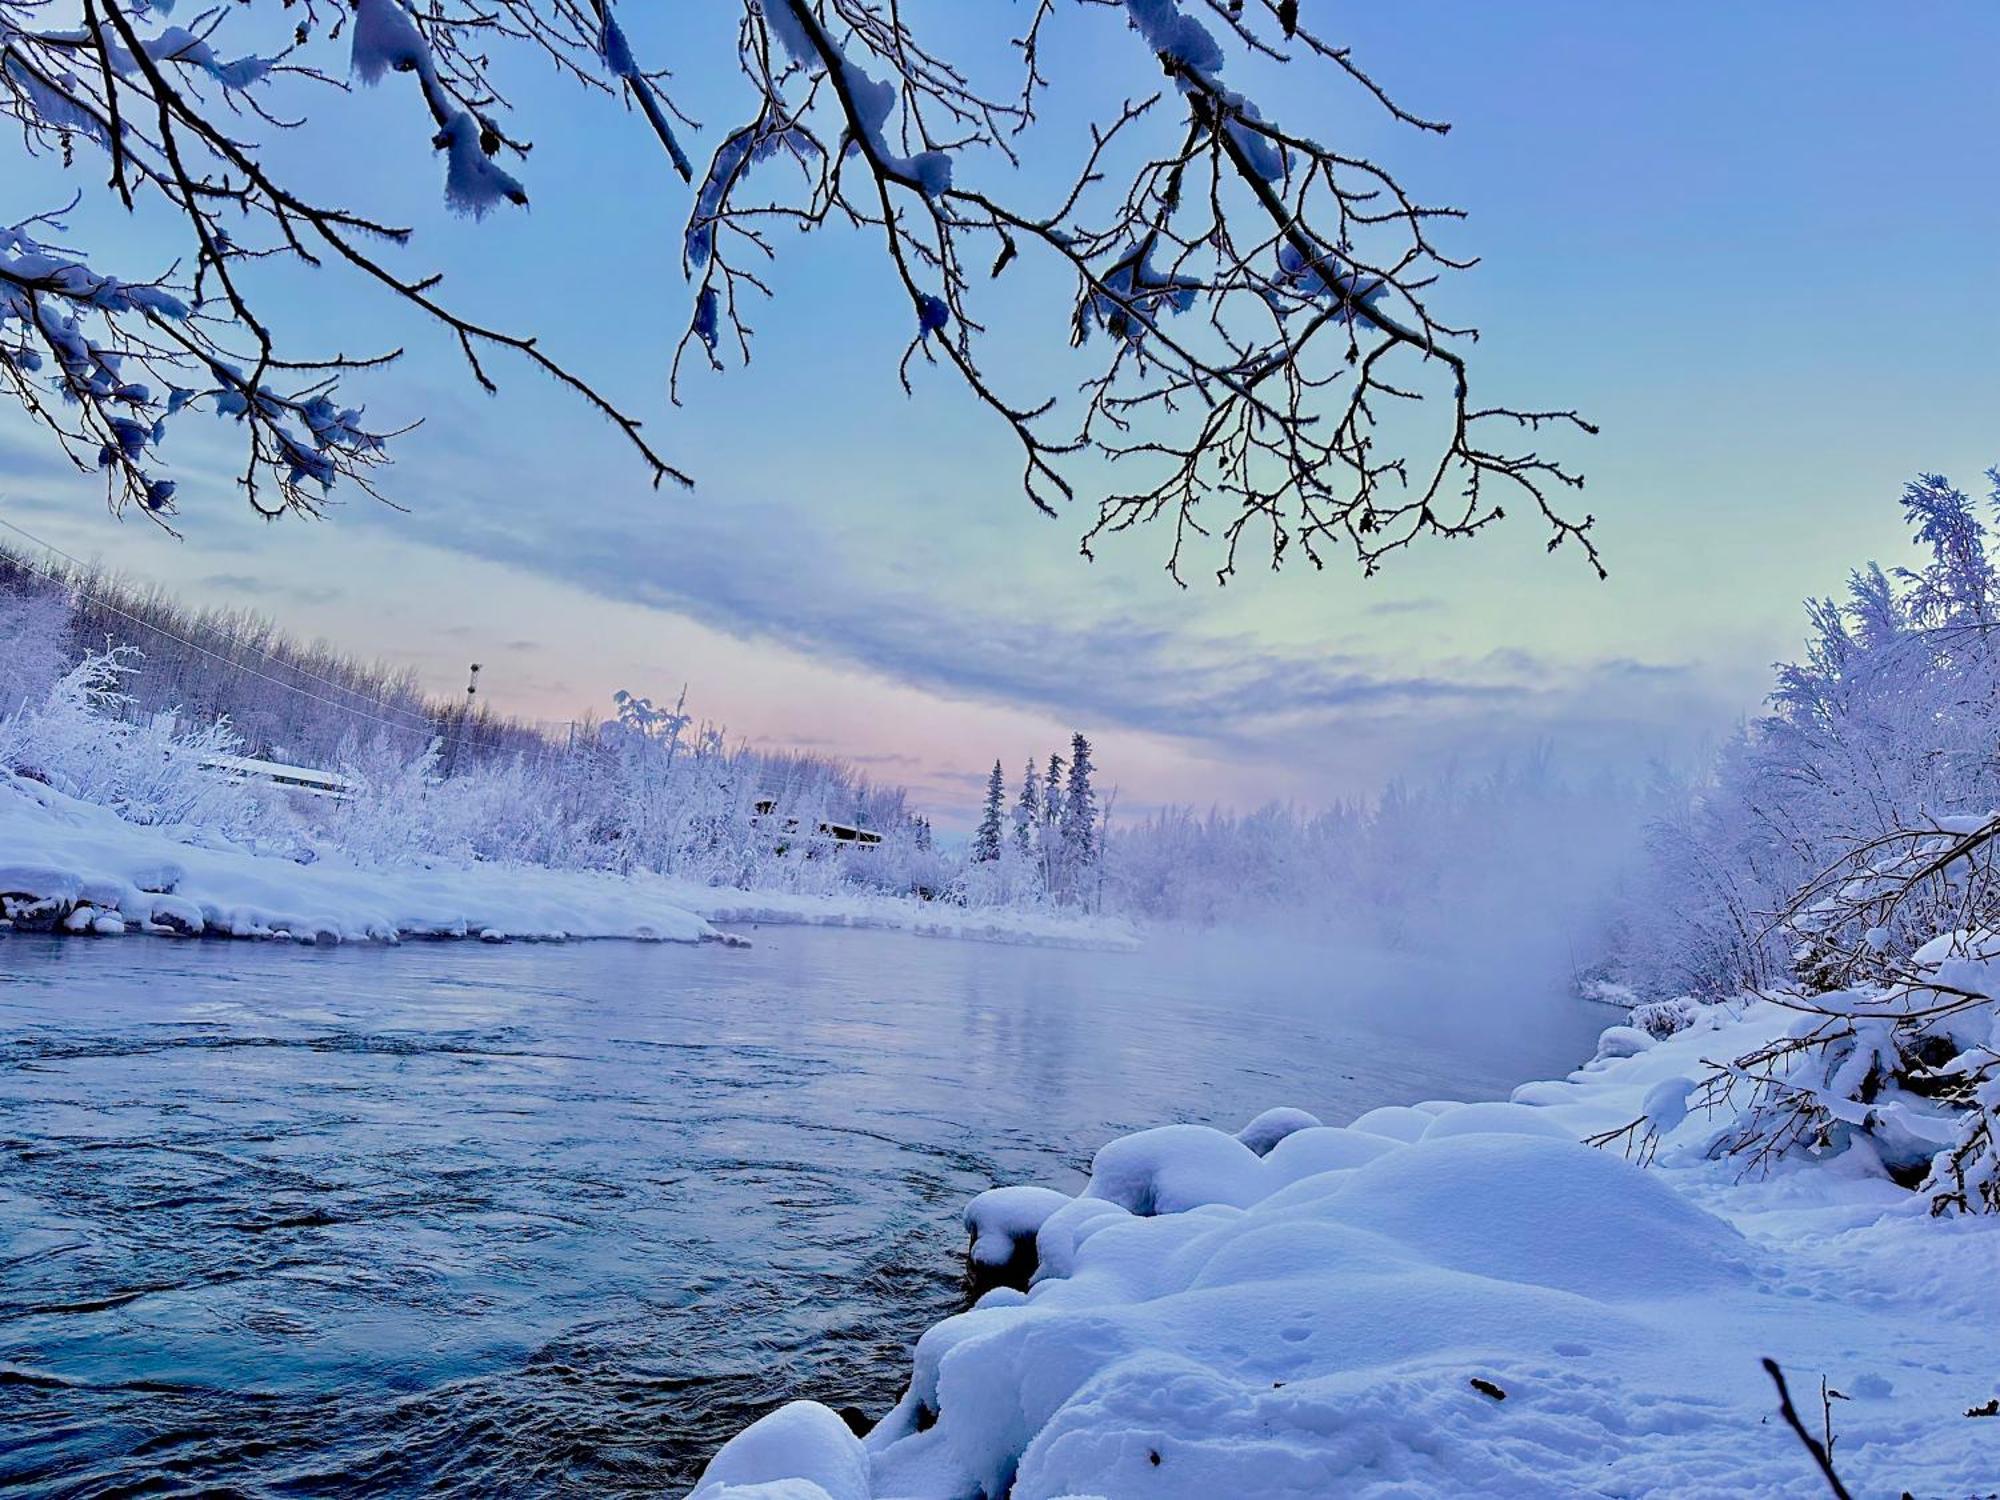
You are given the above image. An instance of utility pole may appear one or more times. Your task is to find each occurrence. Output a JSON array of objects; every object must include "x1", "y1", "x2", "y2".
[{"x1": 444, "y1": 662, "x2": 480, "y2": 778}]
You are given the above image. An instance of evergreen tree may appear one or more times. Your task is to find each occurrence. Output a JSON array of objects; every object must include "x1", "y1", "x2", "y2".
[
  {"x1": 1012, "y1": 759, "x2": 1040, "y2": 858},
  {"x1": 1063, "y1": 733, "x2": 1099, "y2": 876},
  {"x1": 1039, "y1": 751, "x2": 1067, "y2": 890},
  {"x1": 972, "y1": 760, "x2": 1006, "y2": 862},
  {"x1": 1042, "y1": 753, "x2": 1066, "y2": 831}
]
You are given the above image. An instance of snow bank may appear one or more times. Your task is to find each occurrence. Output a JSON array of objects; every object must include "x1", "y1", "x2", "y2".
[
  {"x1": 0, "y1": 773, "x2": 1138, "y2": 951},
  {"x1": 689, "y1": 1005, "x2": 2000, "y2": 1498},
  {"x1": 0, "y1": 772, "x2": 715, "y2": 944}
]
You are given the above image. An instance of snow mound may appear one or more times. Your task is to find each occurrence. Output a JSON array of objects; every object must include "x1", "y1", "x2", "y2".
[
  {"x1": 1328, "y1": 1134, "x2": 1746, "y2": 1299},
  {"x1": 1234, "y1": 1105, "x2": 1321, "y2": 1156},
  {"x1": 1344, "y1": 1103, "x2": 1434, "y2": 1142},
  {"x1": 689, "y1": 1402, "x2": 868, "y2": 1500},
  {"x1": 689, "y1": 1002, "x2": 2000, "y2": 1498},
  {"x1": 1417, "y1": 1099, "x2": 1575, "y2": 1141},
  {"x1": 1083, "y1": 1125, "x2": 1268, "y2": 1215},
  {"x1": 964, "y1": 1185, "x2": 1073, "y2": 1289}
]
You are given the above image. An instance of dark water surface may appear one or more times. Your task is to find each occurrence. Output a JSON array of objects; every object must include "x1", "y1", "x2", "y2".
[{"x1": 0, "y1": 925, "x2": 1602, "y2": 1496}]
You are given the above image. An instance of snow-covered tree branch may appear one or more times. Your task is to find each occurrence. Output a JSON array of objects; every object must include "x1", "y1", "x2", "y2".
[{"x1": 3, "y1": 1, "x2": 1592, "y2": 580}]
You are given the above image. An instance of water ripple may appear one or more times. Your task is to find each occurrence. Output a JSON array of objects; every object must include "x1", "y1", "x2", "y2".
[{"x1": 0, "y1": 926, "x2": 1600, "y2": 1494}]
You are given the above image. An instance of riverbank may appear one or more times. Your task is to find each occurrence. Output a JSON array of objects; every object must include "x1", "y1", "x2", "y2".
[
  {"x1": 0, "y1": 773, "x2": 1136, "y2": 949},
  {"x1": 689, "y1": 999, "x2": 1999, "y2": 1499}
]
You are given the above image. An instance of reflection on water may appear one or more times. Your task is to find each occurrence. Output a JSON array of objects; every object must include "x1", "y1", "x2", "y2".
[{"x1": 0, "y1": 925, "x2": 1601, "y2": 1494}]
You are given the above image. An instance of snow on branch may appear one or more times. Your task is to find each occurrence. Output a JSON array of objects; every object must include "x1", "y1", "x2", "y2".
[
  {"x1": 1688, "y1": 817, "x2": 2000, "y2": 1214},
  {"x1": 682, "y1": 0, "x2": 1596, "y2": 582},
  {"x1": 4, "y1": 1, "x2": 1591, "y2": 581},
  {"x1": 1, "y1": 0, "x2": 690, "y2": 522}
]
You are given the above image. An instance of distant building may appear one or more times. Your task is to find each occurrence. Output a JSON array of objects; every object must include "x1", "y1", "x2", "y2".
[{"x1": 751, "y1": 797, "x2": 882, "y2": 848}]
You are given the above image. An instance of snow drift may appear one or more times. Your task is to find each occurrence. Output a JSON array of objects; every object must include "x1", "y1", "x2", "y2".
[
  {"x1": 688, "y1": 1003, "x2": 1999, "y2": 1499},
  {"x1": 0, "y1": 770, "x2": 717, "y2": 944}
]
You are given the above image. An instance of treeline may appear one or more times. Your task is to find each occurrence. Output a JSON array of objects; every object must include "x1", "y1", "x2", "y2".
[
  {"x1": 0, "y1": 540, "x2": 538, "y2": 767},
  {"x1": 0, "y1": 542, "x2": 919, "y2": 892}
]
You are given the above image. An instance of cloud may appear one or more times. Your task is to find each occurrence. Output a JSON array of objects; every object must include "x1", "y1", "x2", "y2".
[
  {"x1": 356, "y1": 463, "x2": 1738, "y2": 800},
  {"x1": 413, "y1": 506, "x2": 1538, "y2": 748},
  {"x1": 198, "y1": 573, "x2": 344, "y2": 606}
]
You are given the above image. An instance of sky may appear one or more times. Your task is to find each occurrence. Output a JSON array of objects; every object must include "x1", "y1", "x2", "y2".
[{"x1": 4, "y1": 2, "x2": 1998, "y2": 827}]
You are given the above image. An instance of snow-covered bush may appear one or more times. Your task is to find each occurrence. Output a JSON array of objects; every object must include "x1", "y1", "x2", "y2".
[
  {"x1": 298, "y1": 688, "x2": 925, "y2": 900},
  {"x1": 313, "y1": 735, "x2": 455, "y2": 866},
  {"x1": 953, "y1": 842, "x2": 1060, "y2": 912},
  {"x1": 1629, "y1": 997, "x2": 1700, "y2": 1040},
  {"x1": 1694, "y1": 818, "x2": 2000, "y2": 1212},
  {"x1": 838, "y1": 829, "x2": 958, "y2": 904},
  {"x1": 0, "y1": 648, "x2": 276, "y2": 840}
]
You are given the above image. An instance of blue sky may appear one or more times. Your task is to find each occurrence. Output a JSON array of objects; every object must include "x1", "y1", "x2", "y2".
[{"x1": 5, "y1": 3, "x2": 1998, "y2": 824}]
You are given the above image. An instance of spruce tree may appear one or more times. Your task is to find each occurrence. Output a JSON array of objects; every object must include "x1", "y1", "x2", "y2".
[
  {"x1": 1013, "y1": 759, "x2": 1040, "y2": 857},
  {"x1": 1040, "y1": 751, "x2": 1067, "y2": 892},
  {"x1": 972, "y1": 760, "x2": 1006, "y2": 862},
  {"x1": 1063, "y1": 733, "x2": 1098, "y2": 874}
]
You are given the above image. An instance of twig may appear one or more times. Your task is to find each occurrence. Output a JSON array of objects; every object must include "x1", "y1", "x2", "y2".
[{"x1": 1761, "y1": 1358, "x2": 1853, "y2": 1500}]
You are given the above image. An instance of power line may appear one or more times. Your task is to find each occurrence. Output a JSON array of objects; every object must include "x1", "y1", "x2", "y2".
[{"x1": 0, "y1": 511, "x2": 440, "y2": 729}]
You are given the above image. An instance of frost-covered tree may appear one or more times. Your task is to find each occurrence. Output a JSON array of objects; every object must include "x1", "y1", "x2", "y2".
[
  {"x1": 0, "y1": 570, "x2": 70, "y2": 713},
  {"x1": 0, "y1": 644, "x2": 279, "y2": 837},
  {"x1": 1039, "y1": 749, "x2": 1066, "y2": 887},
  {"x1": 1617, "y1": 469, "x2": 2000, "y2": 998},
  {"x1": 1012, "y1": 757, "x2": 1040, "y2": 860},
  {"x1": 972, "y1": 758, "x2": 1006, "y2": 862},
  {"x1": 1062, "y1": 731, "x2": 1098, "y2": 885},
  {"x1": 1, "y1": 1, "x2": 1591, "y2": 577}
]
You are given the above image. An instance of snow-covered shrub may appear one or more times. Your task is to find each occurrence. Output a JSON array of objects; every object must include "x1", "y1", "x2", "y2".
[
  {"x1": 1630, "y1": 997, "x2": 1700, "y2": 1040},
  {"x1": 836, "y1": 829, "x2": 958, "y2": 904},
  {"x1": 313, "y1": 734, "x2": 453, "y2": 866},
  {"x1": 1699, "y1": 818, "x2": 2000, "y2": 1212},
  {"x1": 303, "y1": 689, "x2": 921, "y2": 897},
  {"x1": 953, "y1": 842, "x2": 1059, "y2": 912},
  {"x1": 0, "y1": 648, "x2": 277, "y2": 839}
]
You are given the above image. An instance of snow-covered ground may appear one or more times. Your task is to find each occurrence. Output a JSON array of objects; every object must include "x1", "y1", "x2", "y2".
[
  {"x1": 0, "y1": 773, "x2": 1135, "y2": 949},
  {"x1": 688, "y1": 1001, "x2": 1999, "y2": 1499}
]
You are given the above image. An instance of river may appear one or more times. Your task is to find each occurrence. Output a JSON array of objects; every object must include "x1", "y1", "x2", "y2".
[{"x1": 0, "y1": 924, "x2": 1603, "y2": 1495}]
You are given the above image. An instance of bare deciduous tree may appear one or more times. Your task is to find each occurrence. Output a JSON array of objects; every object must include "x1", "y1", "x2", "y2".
[{"x1": 2, "y1": 0, "x2": 1594, "y2": 580}]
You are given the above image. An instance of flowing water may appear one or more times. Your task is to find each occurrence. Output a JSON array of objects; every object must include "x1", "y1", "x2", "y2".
[{"x1": 0, "y1": 924, "x2": 1603, "y2": 1496}]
